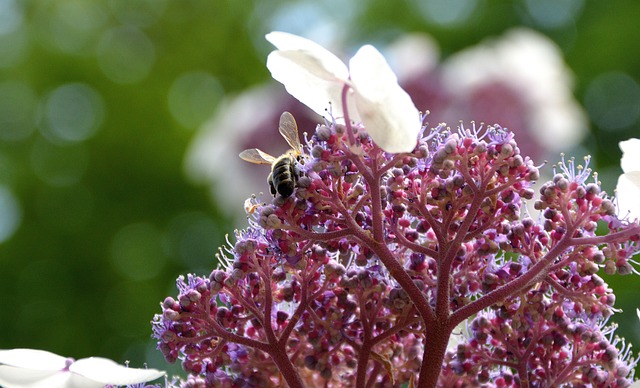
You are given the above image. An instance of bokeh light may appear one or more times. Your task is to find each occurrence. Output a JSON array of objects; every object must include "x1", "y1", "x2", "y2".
[
  {"x1": 258, "y1": 0, "x2": 356, "y2": 46},
  {"x1": 96, "y1": 26, "x2": 155, "y2": 84},
  {"x1": 523, "y1": 0, "x2": 584, "y2": 29},
  {"x1": 167, "y1": 71, "x2": 223, "y2": 129},
  {"x1": 40, "y1": 83, "x2": 106, "y2": 144},
  {"x1": 0, "y1": 0, "x2": 23, "y2": 36},
  {"x1": 410, "y1": 0, "x2": 479, "y2": 28},
  {"x1": 35, "y1": 0, "x2": 108, "y2": 55}
]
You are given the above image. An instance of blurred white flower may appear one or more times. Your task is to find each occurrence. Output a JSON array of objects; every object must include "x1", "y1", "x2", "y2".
[
  {"x1": 616, "y1": 138, "x2": 640, "y2": 221},
  {"x1": 266, "y1": 31, "x2": 421, "y2": 153},
  {"x1": 386, "y1": 34, "x2": 440, "y2": 81},
  {"x1": 0, "y1": 348, "x2": 165, "y2": 388},
  {"x1": 395, "y1": 29, "x2": 587, "y2": 162},
  {"x1": 442, "y1": 29, "x2": 587, "y2": 157}
]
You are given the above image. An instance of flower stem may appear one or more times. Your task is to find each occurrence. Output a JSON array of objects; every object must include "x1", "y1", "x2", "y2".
[{"x1": 417, "y1": 321, "x2": 451, "y2": 388}]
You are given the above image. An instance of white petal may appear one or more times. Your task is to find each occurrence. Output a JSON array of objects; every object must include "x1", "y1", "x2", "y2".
[
  {"x1": 349, "y1": 45, "x2": 421, "y2": 153},
  {"x1": 0, "y1": 366, "x2": 103, "y2": 388},
  {"x1": 0, "y1": 349, "x2": 68, "y2": 370},
  {"x1": 69, "y1": 357, "x2": 165, "y2": 385},
  {"x1": 267, "y1": 50, "x2": 346, "y2": 118},
  {"x1": 619, "y1": 138, "x2": 640, "y2": 173},
  {"x1": 616, "y1": 171, "x2": 640, "y2": 221},
  {"x1": 265, "y1": 32, "x2": 351, "y2": 119},
  {"x1": 265, "y1": 32, "x2": 349, "y2": 81},
  {"x1": 0, "y1": 365, "x2": 58, "y2": 388}
]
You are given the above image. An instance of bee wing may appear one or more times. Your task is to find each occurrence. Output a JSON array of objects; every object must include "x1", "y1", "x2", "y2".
[
  {"x1": 239, "y1": 148, "x2": 277, "y2": 164},
  {"x1": 279, "y1": 111, "x2": 303, "y2": 154}
]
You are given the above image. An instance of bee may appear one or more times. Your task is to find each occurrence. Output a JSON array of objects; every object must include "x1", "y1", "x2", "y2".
[{"x1": 239, "y1": 111, "x2": 303, "y2": 198}]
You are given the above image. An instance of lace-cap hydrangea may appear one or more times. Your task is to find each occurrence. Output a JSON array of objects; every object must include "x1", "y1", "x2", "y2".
[
  {"x1": 266, "y1": 31, "x2": 421, "y2": 153},
  {"x1": 153, "y1": 32, "x2": 640, "y2": 388}
]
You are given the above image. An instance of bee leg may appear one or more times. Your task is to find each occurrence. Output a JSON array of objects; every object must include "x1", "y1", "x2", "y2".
[{"x1": 267, "y1": 172, "x2": 277, "y2": 196}]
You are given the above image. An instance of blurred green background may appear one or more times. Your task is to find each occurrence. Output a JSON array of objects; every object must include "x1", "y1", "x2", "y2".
[{"x1": 1, "y1": 0, "x2": 639, "y2": 379}]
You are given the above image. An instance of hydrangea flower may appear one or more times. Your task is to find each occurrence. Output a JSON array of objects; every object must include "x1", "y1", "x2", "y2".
[
  {"x1": 0, "y1": 348, "x2": 165, "y2": 388},
  {"x1": 156, "y1": 32, "x2": 640, "y2": 387},
  {"x1": 157, "y1": 114, "x2": 640, "y2": 385},
  {"x1": 394, "y1": 28, "x2": 587, "y2": 162},
  {"x1": 616, "y1": 138, "x2": 640, "y2": 221},
  {"x1": 266, "y1": 31, "x2": 421, "y2": 153}
]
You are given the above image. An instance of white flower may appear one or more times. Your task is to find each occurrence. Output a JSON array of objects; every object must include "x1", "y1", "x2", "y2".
[
  {"x1": 440, "y1": 28, "x2": 587, "y2": 155},
  {"x1": 0, "y1": 348, "x2": 165, "y2": 388},
  {"x1": 265, "y1": 31, "x2": 421, "y2": 153},
  {"x1": 616, "y1": 138, "x2": 640, "y2": 221}
]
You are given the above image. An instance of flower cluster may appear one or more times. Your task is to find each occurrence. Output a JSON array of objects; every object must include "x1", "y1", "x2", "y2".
[{"x1": 153, "y1": 33, "x2": 640, "y2": 387}]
